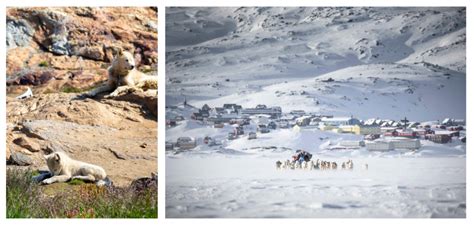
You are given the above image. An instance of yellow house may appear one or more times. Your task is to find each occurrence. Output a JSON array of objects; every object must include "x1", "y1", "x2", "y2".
[
  {"x1": 338, "y1": 125, "x2": 357, "y2": 133},
  {"x1": 354, "y1": 124, "x2": 381, "y2": 135},
  {"x1": 322, "y1": 124, "x2": 337, "y2": 131}
]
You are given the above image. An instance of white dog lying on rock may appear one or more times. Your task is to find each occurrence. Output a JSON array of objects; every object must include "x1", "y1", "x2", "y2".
[{"x1": 35, "y1": 152, "x2": 109, "y2": 186}]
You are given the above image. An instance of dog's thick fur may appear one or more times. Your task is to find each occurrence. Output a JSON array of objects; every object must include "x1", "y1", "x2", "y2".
[
  {"x1": 346, "y1": 160, "x2": 354, "y2": 170},
  {"x1": 87, "y1": 49, "x2": 158, "y2": 97},
  {"x1": 40, "y1": 152, "x2": 107, "y2": 185},
  {"x1": 276, "y1": 160, "x2": 282, "y2": 170}
]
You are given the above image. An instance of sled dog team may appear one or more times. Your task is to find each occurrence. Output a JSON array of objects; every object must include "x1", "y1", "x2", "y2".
[{"x1": 275, "y1": 159, "x2": 361, "y2": 170}]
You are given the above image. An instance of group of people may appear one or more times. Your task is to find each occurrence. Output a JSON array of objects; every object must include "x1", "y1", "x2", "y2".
[{"x1": 291, "y1": 149, "x2": 313, "y2": 163}]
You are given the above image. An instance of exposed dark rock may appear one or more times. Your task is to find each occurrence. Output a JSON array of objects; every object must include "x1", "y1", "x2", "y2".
[
  {"x1": 13, "y1": 137, "x2": 41, "y2": 152},
  {"x1": 9, "y1": 152, "x2": 33, "y2": 166}
]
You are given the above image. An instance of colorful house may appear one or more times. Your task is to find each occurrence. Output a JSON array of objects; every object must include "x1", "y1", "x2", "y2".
[{"x1": 354, "y1": 125, "x2": 381, "y2": 135}]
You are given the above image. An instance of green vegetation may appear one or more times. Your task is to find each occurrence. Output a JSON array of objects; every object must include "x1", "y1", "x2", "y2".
[
  {"x1": 6, "y1": 168, "x2": 157, "y2": 218},
  {"x1": 61, "y1": 85, "x2": 84, "y2": 93},
  {"x1": 38, "y1": 61, "x2": 49, "y2": 67},
  {"x1": 139, "y1": 67, "x2": 156, "y2": 74},
  {"x1": 59, "y1": 80, "x2": 103, "y2": 94},
  {"x1": 67, "y1": 178, "x2": 86, "y2": 185}
]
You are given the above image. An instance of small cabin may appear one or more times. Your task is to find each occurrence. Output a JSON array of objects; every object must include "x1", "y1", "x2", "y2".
[{"x1": 176, "y1": 137, "x2": 197, "y2": 150}]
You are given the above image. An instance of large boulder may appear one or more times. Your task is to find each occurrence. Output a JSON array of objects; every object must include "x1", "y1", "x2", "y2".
[{"x1": 9, "y1": 152, "x2": 33, "y2": 166}]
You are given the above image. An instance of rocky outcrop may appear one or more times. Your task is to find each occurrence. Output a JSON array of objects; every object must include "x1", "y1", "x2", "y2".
[
  {"x1": 6, "y1": 91, "x2": 157, "y2": 187},
  {"x1": 6, "y1": 7, "x2": 157, "y2": 94}
]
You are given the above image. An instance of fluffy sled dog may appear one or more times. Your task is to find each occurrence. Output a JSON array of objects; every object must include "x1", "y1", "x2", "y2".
[
  {"x1": 276, "y1": 160, "x2": 282, "y2": 170},
  {"x1": 87, "y1": 49, "x2": 157, "y2": 97},
  {"x1": 39, "y1": 152, "x2": 107, "y2": 185}
]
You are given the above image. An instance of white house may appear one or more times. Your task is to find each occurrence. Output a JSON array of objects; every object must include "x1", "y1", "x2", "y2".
[
  {"x1": 321, "y1": 116, "x2": 360, "y2": 126},
  {"x1": 366, "y1": 141, "x2": 394, "y2": 151}
]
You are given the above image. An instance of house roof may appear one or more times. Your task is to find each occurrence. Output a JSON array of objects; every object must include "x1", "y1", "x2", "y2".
[
  {"x1": 364, "y1": 118, "x2": 377, "y2": 125},
  {"x1": 435, "y1": 130, "x2": 459, "y2": 135},
  {"x1": 322, "y1": 117, "x2": 354, "y2": 122}
]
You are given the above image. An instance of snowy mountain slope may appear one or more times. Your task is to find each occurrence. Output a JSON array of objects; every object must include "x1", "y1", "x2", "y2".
[
  {"x1": 192, "y1": 62, "x2": 465, "y2": 121},
  {"x1": 166, "y1": 7, "x2": 465, "y2": 120}
]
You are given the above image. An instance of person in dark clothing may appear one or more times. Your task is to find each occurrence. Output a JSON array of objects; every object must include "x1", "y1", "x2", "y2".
[{"x1": 292, "y1": 149, "x2": 312, "y2": 162}]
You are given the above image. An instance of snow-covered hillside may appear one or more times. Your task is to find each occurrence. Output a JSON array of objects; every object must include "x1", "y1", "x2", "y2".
[
  {"x1": 191, "y1": 63, "x2": 465, "y2": 121},
  {"x1": 166, "y1": 7, "x2": 465, "y2": 120}
]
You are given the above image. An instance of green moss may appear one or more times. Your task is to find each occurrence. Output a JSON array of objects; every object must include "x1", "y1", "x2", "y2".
[
  {"x1": 31, "y1": 170, "x2": 40, "y2": 177},
  {"x1": 38, "y1": 61, "x2": 49, "y2": 67},
  {"x1": 67, "y1": 179, "x2": 86, "y2": 185},
  {"x1": 61, "y1": 86, "x2": 83, "y2": 93}
]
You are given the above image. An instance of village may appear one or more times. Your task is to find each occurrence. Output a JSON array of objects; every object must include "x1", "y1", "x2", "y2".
[{"x1": 166, "y1": 102, "x2": 466, "y2": 153}]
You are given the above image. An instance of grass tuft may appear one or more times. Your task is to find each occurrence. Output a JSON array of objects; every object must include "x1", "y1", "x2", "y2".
[
  {"x1": 61, "y1": 85, "x2": 83, "y2": 93},
  {"x1": 6, "y1": 168, "x2": 157, "y2": 218}
]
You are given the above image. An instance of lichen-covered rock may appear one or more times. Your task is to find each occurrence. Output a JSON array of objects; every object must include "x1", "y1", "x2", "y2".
[
  {"x1": 7, "y1": 70, "x2": 55, "y2": 86},
  {"x1": 6, "y1": 17, "x2": 35, "y2": 49},
  {"x1": 77, "y1": 45, "x2": 105, "y2": 61},
  {"x1": 32, "y1": 9, "x2": 70, "y2": 55},
  {"x1": 6, "y1": 7, "x2": 158, "y2": 95}
]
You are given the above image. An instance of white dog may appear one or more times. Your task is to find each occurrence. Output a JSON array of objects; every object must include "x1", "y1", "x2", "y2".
[
  {"x1": 38, "y1": 152, "x2": 108, "y2": 186},
  {"x1": 284, "y1": 160, "x2": 291, "y2": 169},
  {"x1": 347, "y1": 160, "x2": 354, "y2": 170},
  {"x1": 294, "y1": 161, "x2": 300, "y2": 169},
  {"x1": 87, "y1": 49, "x2": 157, "y2": 98}
]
